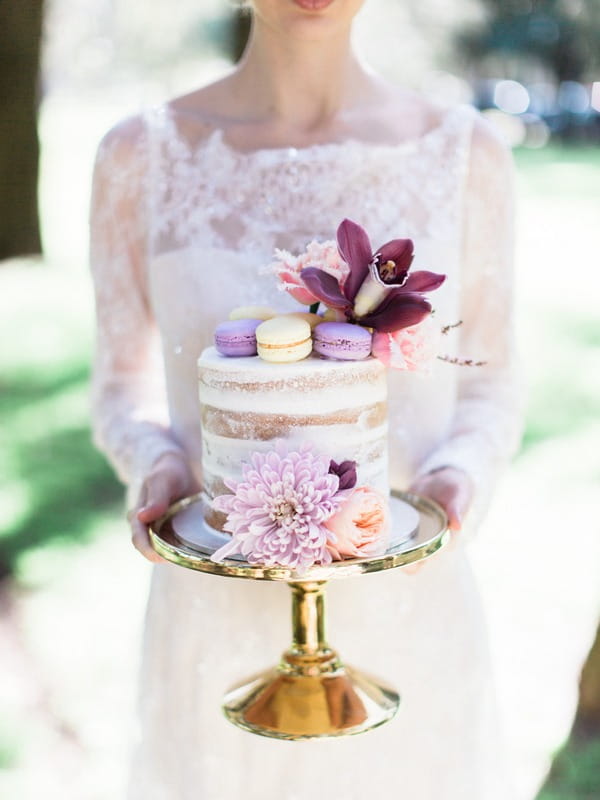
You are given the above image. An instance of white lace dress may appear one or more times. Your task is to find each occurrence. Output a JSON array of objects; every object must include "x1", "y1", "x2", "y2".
[{"x1": 90, "y1": 102, "x2": 522, "y2": 800}]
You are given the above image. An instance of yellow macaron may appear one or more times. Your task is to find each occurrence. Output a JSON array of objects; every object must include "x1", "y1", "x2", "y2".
[
  {"x1": 320, "y1": 308, "x2": 345, "y2": 323},
  {"x1": 285, "y1": 311, "x2": 323, "y2": 330},
  {"x1": 229, "y1": 305, "x2": 277, "y2": 322},
  {"x1": 256, "y1": 316, "x2": 313, "y2": 363}
]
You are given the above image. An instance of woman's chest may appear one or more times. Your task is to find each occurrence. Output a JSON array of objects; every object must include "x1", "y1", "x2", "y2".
[{"x1": 151, "y1": 144, "x2": 465, "y2": 260}]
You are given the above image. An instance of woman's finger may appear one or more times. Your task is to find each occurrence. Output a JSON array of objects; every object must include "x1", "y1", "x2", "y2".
[
  {"x1": 444, "y1": 476, "x2": 473, "y2": 531},
  {"x1": 136, "y1": 470, "x2": 179, "y2": 524},
  {"x1": 129, "y1": 515, "x2": 166, "y2": 563}
]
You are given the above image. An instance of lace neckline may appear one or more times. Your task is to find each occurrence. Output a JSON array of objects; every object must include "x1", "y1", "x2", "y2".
[{"x1": 154, "y1": 102, "x2": 473, "y2": 163}]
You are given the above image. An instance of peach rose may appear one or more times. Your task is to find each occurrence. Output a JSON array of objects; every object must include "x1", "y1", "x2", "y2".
[{"x1": 325, "y1": 486, "x2": 390, "y2": 560}]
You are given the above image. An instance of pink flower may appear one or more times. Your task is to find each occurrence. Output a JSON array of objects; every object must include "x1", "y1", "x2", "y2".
[
  {"x1": 371, "y1": 316, "x2": 441, "y2": 371},
  {"x1": 210, "y1": 444, "x2": 341, "y2": 573},
  {"x1": 325, "y1": 486, "x2": 390, "y2": 560},
  {"x1": 267, "y1": 241, "x2": 350, "y2": 307}
]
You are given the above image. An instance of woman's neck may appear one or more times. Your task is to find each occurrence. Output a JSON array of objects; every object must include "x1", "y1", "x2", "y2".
[{"x1": 230, "y1": 20, "x2": 374, "y2": 132}]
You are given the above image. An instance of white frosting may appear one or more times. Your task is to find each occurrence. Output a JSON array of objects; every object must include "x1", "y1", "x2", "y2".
[
  {"x1": 197, "y1": 347, "x2": 389, "y2": 517},
  {"x1": 198, "y1": 349, "x2": 386, "y2": 413}
]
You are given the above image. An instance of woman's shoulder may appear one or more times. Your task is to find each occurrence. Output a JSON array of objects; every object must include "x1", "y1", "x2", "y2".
[
  {"x1": 466, "y1": 111, "x2": 514, "y2": 188},
  {"x1": 95, "y1": 114, "x2": 149, "y2": 179},
  {"x1": 94, "y1": 76, "x2": 227, "y2": 158},
  {"x1": 365, "y1": 81, "x2": 472, "y2": 148},
  {"x1": 162, "y1": 75, "x2": 243, "y2": 145}
]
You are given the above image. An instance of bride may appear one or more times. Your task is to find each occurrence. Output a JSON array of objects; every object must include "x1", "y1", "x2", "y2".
[{"x1": 90, "y1": 1, "x2": 522, "y2": 797}]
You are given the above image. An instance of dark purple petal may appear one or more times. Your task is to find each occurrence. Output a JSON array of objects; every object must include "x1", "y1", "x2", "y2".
[
  {"x1": 359, "y1": 291, "x2": 432, "y2": 333},
  {"x1": 328, "y1": 459, "x2": 357, "y2": 490},
  {"x1": 362, "y1": 288, "x2": 426, "y2": 316},
  {"x1": 300, "y1": 267, "x2": 351, "y2": 311},
  {"x1": 337, "y1": 219, "x2": 373, "y2": 303},
  {"x1": 377, "y1": 239, "x2": 414, "y2": 271},
  {"x1": 401, "y1": 270, "x2": 446, "y2": 293}
]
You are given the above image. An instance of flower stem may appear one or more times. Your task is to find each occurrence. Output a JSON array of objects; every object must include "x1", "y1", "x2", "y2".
[
  {"x1": 309, "y1": 302, "x2": 320, "y2": 315},
  {"x1": 437, "y1": 354, "x2": 486, "y2": 367}
]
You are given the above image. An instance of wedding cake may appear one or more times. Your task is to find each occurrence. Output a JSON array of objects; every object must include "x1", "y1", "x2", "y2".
[
  {"x1": 198, "y1": 347, "x2": 388, "y2": 532},
  {"x1": 191, "y1": 217, "x2": 447, "y2": 570}
]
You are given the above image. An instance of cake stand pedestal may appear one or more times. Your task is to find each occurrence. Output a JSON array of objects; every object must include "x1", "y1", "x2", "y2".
[{"x1": 149, "y1": 490, "x2": 448, "y2": 741}]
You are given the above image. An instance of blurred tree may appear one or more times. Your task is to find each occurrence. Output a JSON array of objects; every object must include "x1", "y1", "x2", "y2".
[
  {"x1": 457, "y1": 0, "x2": 600, "y2": 81},
  {"x1": 0, "y1": 0, "x2": 43, "y2": 259}
]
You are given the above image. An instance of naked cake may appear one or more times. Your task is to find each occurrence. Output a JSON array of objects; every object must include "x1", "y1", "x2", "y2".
[{"x1": 197, "y1": 348, "x2": 388, "y2": 532}]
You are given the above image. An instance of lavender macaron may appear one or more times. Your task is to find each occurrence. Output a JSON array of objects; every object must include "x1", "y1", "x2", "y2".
[
  {"x1": 214, "y1": 319, "x2": 262, "y2": 357},
  {"x1": 313, "y1": 322, "x2": 372, "y2": 361}
]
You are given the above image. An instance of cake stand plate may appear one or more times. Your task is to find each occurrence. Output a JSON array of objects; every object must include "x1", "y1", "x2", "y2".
[
  {"x1": 149, "y1": 490, "x2": 448, "y2": 740},
  {"x1": 170, "y1": 493, "x2": 420, "y2": 559}
]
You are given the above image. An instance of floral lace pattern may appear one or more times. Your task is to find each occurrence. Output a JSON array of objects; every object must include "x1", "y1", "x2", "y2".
[
  {"x1": 89, "y1": 101, "x2": 522, "y2": 799},
  {"x1": 148, "y1": 104, "x2": 472, "y2": 257}
]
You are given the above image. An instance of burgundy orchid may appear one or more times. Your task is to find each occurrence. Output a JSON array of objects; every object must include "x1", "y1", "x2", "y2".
[
  {"x1": 328, "y1": 459, "x2": 358, "y2": 491},
  {"x1": 300, "y1": 219, "x2": 446, "y2": 334}
]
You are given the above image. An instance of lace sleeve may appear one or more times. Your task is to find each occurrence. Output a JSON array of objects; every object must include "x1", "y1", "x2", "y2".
[
  {"x1": 89, "y1": 116, "x2": 185, "y2": 493},
  {"x1": 416, "y1": 117, "x2": 523, "y2": 525}
]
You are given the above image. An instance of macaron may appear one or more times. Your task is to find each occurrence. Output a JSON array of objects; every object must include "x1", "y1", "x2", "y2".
[
  {"x1": 320, "y1": 308, "x2": 345, "y2": 323},
  {"x1": 313, "y1": 322, "x2": 372, "y2": 361},
  {"x1": 256, "y1": 316, "x2": 312, "y2": 363},
  {"x1": 214, "y1": 319, "x2": 261, "y2": 357},
  {"x1": 229, "y1": 305, "x2": 277, "y2": 322},
  {"x1": 285, "y1": 311, "x2": 323, "y2": 330}
]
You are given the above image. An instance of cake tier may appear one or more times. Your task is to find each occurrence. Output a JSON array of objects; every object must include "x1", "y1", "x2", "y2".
[{"x1": 198, "y1": 348, "x2": 389, "y2": 531}]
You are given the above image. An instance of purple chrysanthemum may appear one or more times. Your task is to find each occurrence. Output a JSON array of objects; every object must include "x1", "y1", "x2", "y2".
[{"x1": 210, "y1": 445, "x2": 341, "y2": 573}]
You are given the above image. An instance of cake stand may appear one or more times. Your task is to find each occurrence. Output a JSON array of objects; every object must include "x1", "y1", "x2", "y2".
[{"x1": 149, "y1": 490, "x2": 448, "y2": 741}]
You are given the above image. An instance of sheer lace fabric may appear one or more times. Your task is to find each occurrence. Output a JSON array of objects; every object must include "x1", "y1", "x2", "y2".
[{"x1": 90, "y1": 102, "x2": 521, "y2": 799}]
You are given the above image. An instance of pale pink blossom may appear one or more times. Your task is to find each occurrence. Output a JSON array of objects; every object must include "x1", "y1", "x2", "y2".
[
  {"x1": 210, "y1": 444, "x2": 341, "y2": 573},
  {"x1": 267, "y1": 240, "x2": 350, "y2": 307},
  {"x1": 371, "y1": 316, "x2": 441, "y2": 371},
  {"x1": 325, "y1": 486, "x2": 390, "y2": 560}
]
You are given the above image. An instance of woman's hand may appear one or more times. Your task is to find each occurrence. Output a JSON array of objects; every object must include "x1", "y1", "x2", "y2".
[
  {"x1": 402, "y1": 467, "x2": 473, "y2": 575},
  {"x1": 409, "y1": 466, "x2": 473, "y2": 532},
  {"x1": 128, "y1": 452, "x2": 200, "y2": 563}
]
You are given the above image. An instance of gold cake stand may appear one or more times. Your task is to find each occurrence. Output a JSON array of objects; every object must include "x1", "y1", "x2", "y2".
[{"x1": 149, "y1": 490, "x2": 448, "y2": 741}]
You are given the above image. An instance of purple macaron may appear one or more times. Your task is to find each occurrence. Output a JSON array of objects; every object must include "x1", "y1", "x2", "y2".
[
  {"x1": 214, "y1": 319, "x2": 262, "y2": 357},
  {"x1": 313, "y1": 322, "x2": 372, "y2": 361}
]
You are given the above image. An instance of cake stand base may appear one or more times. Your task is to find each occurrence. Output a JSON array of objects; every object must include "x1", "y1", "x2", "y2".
[
  {"x1": 223, "y1": 661, "x2": 399, "y2": 740},
  {"x1": 222, "y1": 581, "x2": 399, "y2": 740}
]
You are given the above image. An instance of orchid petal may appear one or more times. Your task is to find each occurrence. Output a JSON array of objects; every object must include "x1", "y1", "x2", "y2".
[
  {"x1": 300, "y1": 267, "x2": 351, "y2": 311},
  {"x1": 401, "y1": 270, "x2": 446, "y2": 293},
  {"x1": 353, "y1": 273, "x2": 388, "y2": 316},
  {"x1": 337, "y1": 219, "x2": 372, "y2": 302},
  {"x1": 328, "y1": 459, "x2": 357, "y2": 490},
  {"x1": 377, "y1": 239, "x2": 414, "y2": 271},
  {"x1": 359, "y1": 292, "x2": 432, "y2": 333}
]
